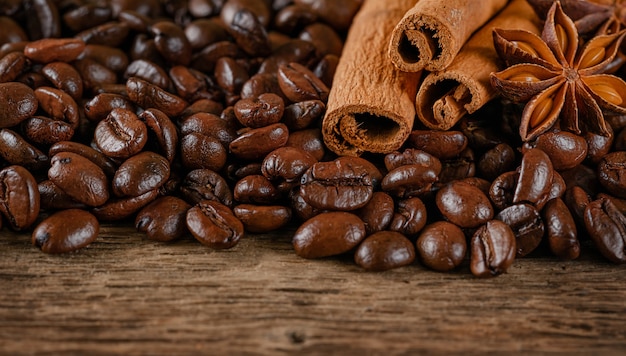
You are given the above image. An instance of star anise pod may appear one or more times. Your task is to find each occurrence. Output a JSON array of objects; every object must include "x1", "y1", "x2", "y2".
[
  {"x1": 526, "y1": 0, "x2": 614, "y2": 36},
  {"x1": 490, "y1": 1, "x2": 626, "y2": 142}
]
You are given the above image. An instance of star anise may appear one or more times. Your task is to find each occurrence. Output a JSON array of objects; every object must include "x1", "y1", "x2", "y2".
[
  {"x1": 526, "y1": 0, "x2": 613, "y2": 37},
  {"x1": 490, "y1": 1, "x2": 626, "y2": 142}
]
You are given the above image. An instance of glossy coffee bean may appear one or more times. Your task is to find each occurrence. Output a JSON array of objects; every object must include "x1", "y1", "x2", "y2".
[
  {"x1": 227, "y1": 8, "x2": 271, "y2": 57},
  {"x1": 0, "y1": 165, "x2": 40, "y2": 231},
  {"x1": 294, "y1": 0, "x2": 361, "y2": 31},
  {"x1": 286, "y1": 128, "x2": 326, "y2": 161},
  {"x1": 34, "y1": 86, "x2": 80, "y2": 129},
  {"x1": 381, "y1": 164, "x2": 438, "y2": 198},
  {"x1": 495, "y1": 203, "x2": 544, "y2": 257},
  {"x1": 150, "y1": 21, "x2": 192, "y2": 66},
  {"x1": 21, "y1": 116, "x2": 74, "y2": 146},
  {"x1": 179, "y1": 112, "x2": 237, "y2": 148},
  {"x1": 584, "y1": 128, "x2": 613, "y2": 165},
  {"x1": 187, "y1": 200, "x2": 244, "y2": 250},
  {"x1": 180, "y1": 132, "x2": 227, "y2": 172},
  {"x1": 292, "y1": 211, "x2": 366, "y2": 258},
  {"x1": 139, "y1": 108, "x2": 178, "y2": 163},
  {"x1": 49, "y1": 141, "x2": 117, "y2": 178},
  {"x1": 408, "y1": 130, "x2": 468, "y2": 160},
  {"x1": 234, "y1": 93, "x2": 284, "y2": 128},
  {"x1": 0, "y1": 128, "x2": 48, "y2": 171},
  {"x1": 180, "y1": 168, "x2": 233, "y2": 207},
  {"x1": 300, "y1": 158, "x2": 373, "y2": 211},
  {"x1": 525, "y1": 131, "x2": 587, "y2": 171},
  {"x1": 23, "y1": 38, "x2": 85, "y2": 63},
  {"x1": 38, "y1": 180, "x2": 86, "y2": 211},
  {"x1": 84, "y1": 93, "x2": 136, "y2": 123},
  {"x1": 112, "y1": 151, "x2": 170, "y2": 197},
  {"x1": 126, "y1": 76, "x2": 188, "y2": 117},
  {"x1": 48, "y1": 152, "x2": 109, "y2": 207},
  {"x1": 214, "y1": 56, "x2": 249, "y2": 94},
  {"x1": 543, "y1": 198, "x2": 580, "y2": 260},
  {"x1": 384, "y1": 148, "x2": 442, "y2": 173},
  {"x1": 32, "y1": 209, "x2": 99, "y2": 254},
  {"x1": 94, "y1": 108, "x2": 148, "y2": 159},
  {"x1": 124, "y1": 59, "x2": 171, "y2": 90},
  {"x1": 91, "y1": 189, "x2": 159, "y2": 222},
  {"x1": 136, "y1": 196, "x2": 191, "y2": 242},
  {"x1": 355, "y1": 192, "x2": 394, "y2": 235},
  {"x1": 416, "y1": 221, "x2": 467, "y2": 272},
  {"x1": 298, "y1": 22, "x2": 343, "y2": 57},
  {"x1": 470, "y1": 220, "x2": 517, "y2": 277},
  {"x1": 597, "y1": 151, "x2": 626, "y2": 199},
  {"x1": 489, "y1": 171, "x2": 518, "y2": 211},
  {"x1": 277, "y1": 62, "x2": 329, "y2": 102},
  {"x1": 584, "y1": 197, "x2": 626, "y2": 264},
  {"x1": 229, "y1": 123, "x2": 289, "y2": 161},
  {"x1": 389, "y1": 197, "x2": 428, "y2": 237},
  {"x1": 282, "y1": 100, "x2": 324, "y2": 130},
  {"x1": 514, "y1": 148, "x2": 554, "y2": 206},
  {"x1": 355, "y1": 231, "x2": 416, "y2": 271},
  {"x1": 0, "y1": 51, "x2": 27, "y2": 83},
  {"x1": 436, "y1": 181, "x2": 493, "y2": 229},
  {"x1": 41, "y1": 61, "x2": 83, "y2": 101},
  {"x1": 233, "y1": 204, "x2": 292, "y2": 233},
  {"x1": 477, "y1": 143, "x2": 516, "y2": 180},
  {"x1": 75, "y1": 21, "x2": 130, "y2": 47},
  {"x1": 233, "y1": 175, "x2": 279, "y2": 204},
  {"x1": 261, "y1": 146, "x2": 317, "y2": 192},
  {"x1": 0, "y1": 82, "x2": 37, "y2": 128},
  {"x1": 74, "y1": 58, "x2": 118, "y2": 90}
]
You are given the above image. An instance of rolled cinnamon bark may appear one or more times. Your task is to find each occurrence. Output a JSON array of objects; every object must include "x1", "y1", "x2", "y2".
[
  {"x1": 323, "y1": 0, "x2": 421, "y2": 156},
  {"x1": 415, "y1": 0, "x2": 540, "y2": 131},
  {"x1": 388, "y1": 0, "x2": 509, "y2": 72}
]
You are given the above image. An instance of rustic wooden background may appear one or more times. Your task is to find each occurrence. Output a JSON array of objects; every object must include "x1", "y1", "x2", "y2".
[{"x1": 1, "y1": 224, "x2": 625, "y2": 354}]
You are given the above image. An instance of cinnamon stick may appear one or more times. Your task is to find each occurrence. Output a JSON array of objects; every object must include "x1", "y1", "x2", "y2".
[
  {"x1": 323, "y1": 0, "x2": 421, "y2": 156},
  {"x1": 415, "y1": 0, "x2": 540, "y2": 131},
  {"x1": 388, "y1": 0, "x2": 509, "y2": 72}
]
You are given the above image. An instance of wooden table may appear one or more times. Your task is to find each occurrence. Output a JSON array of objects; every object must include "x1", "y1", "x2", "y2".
[{"x1": 1, "y1": 224, "x2": 625, "y2": 354}]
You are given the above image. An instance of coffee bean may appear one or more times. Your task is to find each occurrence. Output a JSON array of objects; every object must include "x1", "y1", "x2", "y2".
[
  {"x1": 233, "y1": 204, "x2": 292, "y2": 233},
  {"x1": 261, "y1": 146, "x2": 317, "y2": 192},
  {"x1": 0, "y1": 82, "x2": 37, "y2": 128},
  {"x1": 112, "y1": 151, "x2": 170, "y2": 197},
  {"x1": 470, "y1": 220, "x2": 516, "y2": 277},
  {"x1": 48, "y1": 151, "x2": 109, "y2": 207},
  {"x1": 91, "y1": 189, "x2": 159, "y2": 222},
  {"x1": 543, "y1": 198, "x2": 580, "y2": 260},
  {"x1": 23, "y1": 38, "x2": 85, "y2": 63},
  {"x1": 436, "y1": 181, "x2": 493, "y2": 229},
  {"x1": 381, "y1": 164, "x2": 438, "y2": 198},
  {"x1": 355, "y1": 231, "x2": 416, "y2": 271},
  {"x1": 495, "y1": 203, "x2": 544, "y2": 257},
  {"x1": 525, "y1": 131, "x2": 587, "y2": 171},
  {"x1": 355, "y1": 192, "x2": 394, "y2": 235},
  {"x1": 597, "y1": 151, "x2": 626, "y2": 199},
  {"x1": 136, "y1": 196, "x2": 191, "y2": 242},
  {"x1": 234, "y1": 93, "x2": 284, "y2": 128},
  {"x1": 187, "y1": 200, "x2": 244, "y2": 250},
  {"x1": 389, "y1": 197, "x2": 428, "y2": 237},
  {"x1": 180, "y1": 132, "x2": 227, "y2": 172},
  {"x1": 277, "y1": 62, "x2": 329, "y2": 102},
  {"x1": 0, "y1": 165, "x2": 40, "y2": 231},
  {"x1": 234, "y1": 175, "x2": 279, "y2": 204},
  {"x1": 514, "y1": 148, "x2": 554, "y2": 206},
  {"x1": 416, "y1": 221, "x2": 467, "y2": 272},
  {"x1": 408, "y1": 130, "x2": 468, "y2": 160},
  {"x1": 32, "y1": 209, "x2": 99, "y2": 254},
  {"x1": 584, "y1": 197, "x2": 626, "y2": 264},
  {"x1": 229, "y1": 123, "x2": 289, "y2": 161},
  {"x1": 292, "y1": 211, "x2": 366, "y2": 258},
  {"x1": 94, "y1": 107, "x2": 148, "y2": 159}
]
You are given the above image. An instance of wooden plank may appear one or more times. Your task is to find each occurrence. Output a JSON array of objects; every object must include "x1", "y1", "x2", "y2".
[{"x1": 1, "y1": 225, "x2": 625, "y2": 354}]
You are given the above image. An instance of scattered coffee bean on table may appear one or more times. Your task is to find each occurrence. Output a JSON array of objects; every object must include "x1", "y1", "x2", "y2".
[{"x1": 0, "y1": 0, "x2": 625, "y2": 278}]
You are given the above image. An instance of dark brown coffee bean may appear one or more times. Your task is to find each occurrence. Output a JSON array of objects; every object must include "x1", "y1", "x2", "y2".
[
  {"x1": 42, "y1": 61, "x2": 84, "y2": 101},
  {"x1": 48, "y1": 152, "x2": 109, "y2": 207},
  {"x1": 312, "y1": 54, "x2": 339, "y2": 88},
  {"x1": 543, "y1": 198, "x2": 580, "y2": 260},
  {"x1": 514, "y1": 148, "x2": 554, "y2": 206},
  {"x1": 299, "y1": 22, "x2": 343, "y2": 57},
  {"x1": 564, "y1": 185, "x2": 591, "y2": 228},
  {"x1": 389, "y1": 197, "x2": 428, "y2": 237},
  {"x1": 179, "y1": 112, "x2": 237, "y2": 147},
  {"x1": 277, "y1": 62, "x2": 329, "y2": 103},
  {"x1": 126, "y1": 76, "x2": 188, "y2": 117},
  {"x1": 112, "y1": 151, "x2": 170, "y2": 197},
  {"x1": 282, "y1": 100, "x2": 324, "y2": 131},
  {"x1": 187, "y1": 200, "x2": 244, "y2": 250},
  {"x1": 336, "y1": 156, "x2": 383, "y2": 188},
  {"x1": 25, "y1": 0, "x2": 61, "y2": 40},
  {"x1": 354, "y1": 192, "x2": 394, "y2": 235},
  {"x1": 436, "y1": 181, "x2": 493, "y2": 229},
  {"x1": 381, "y1": 164, "x2": 438, "y2": 198},
  {"x1": 81, "y1": 44, "x2": 129, "y2": 73},
  {"x1": 0, "y1": 165, "x2": 40, "y2": 231},
  {"x1": 24, "y1": 38, "x2": 85, "y2": 63},
  {"x1": 179, "y1": 98, "x2": 224, "y2": 118},
  {"x1": 214, "y1": 57, "x2": 248, "y2": 95},
  {"x1": 273, "y1": 5, "x2": 317, "y2": 34},
  {"x1": 300, "y1": 158, "x2": 374, "y2": 211},
  {"x1": 229, "y1": 123, "x2": 289, "y2": 161},
  {"x1": 190, "y1": 40, "x2": 242, "y2": 73},
  {"x1": 34, "y1": 86, "x2": 79, "y2": 129},
  {"x1": 234, "y1": 175, "x2": 279, "y2": 204},
  {"x1": 416, "y1": 221, "x2": 467, "y2": 272},
  {"x1": 355, "y1": 231, "x2": 416, "y2": 271},
  {"x1": 258, "y1": 39, "x2": 317, "y2": 75},
  {"x1": 408, "y1": 130, "x2": 468, "y2": 160},
  {"x1": 0, "y1": 82, "x2": 37, "y2": 128},
  {"x1": 233, "y1": 204, "x2": 292, "y2": 233},
  {"x1": 180, "y1": 169, "x2": 232, "y2": 207},
  {"x1": 384, "y1": 148, "x2": 442, "y2": 173},
  {"x1": 0, "y1": 128, "x2": 48, "y2": 170},
  {"x1": 261, "y1": 146, "x2": 317, "y2": 192},
  {"x1": 438, "y1": 147, "x2": 476, "y2": 184},
  {"x1": 293, "y1": 211, "x2": 366, "y2": 258},
  {"x1": 169, "y1": 65, "x2": 208, "y2": 101},
  {"x1": 136, "y1": 196, "x2": 191, "y2": 242},
  {"x1": 38, "y1": 180, "x2": 86, "y2": 211},
  {"x1": 525, "y1": 131, "x2": 587, "y2": 171},
  {"x1": 63, "y1": 4, "x2": 112, "y2": 32},
  {"x1": 221, "y1": 0, "x2": 271, "y2": 28},
  {"x1": 150, "y1": 21, "x2": 192, "y2": 66},
  {"x1": 241, "y1": 72, "x2": 287, "y2": 101},
  {"x1": 139, "y1": 108, "x2": 178, "y2": 163},
  {"x1": 49, "y1": 141, "x2": 117, "y2": 178},
  {"x1": 91, "y1": 189, "x2": 159, "y2": 222},
  {"x1": 0, "y1": 16, "x2": 28, "y2": 44},
  {"x1": 286, "y1": 128, "x2": 326, "y2": 161},
  {"x1": 84, "y1": 93, "x2": 135, "y2": 123},
  {"x1": 184, "y1": 18, "x2": 230, "y2": 50},
  {"x1": 21, "y1": 116, "x2": 74, "y2": 146},
  {"x1": 489, "y1": 171, "x2": 518, "y2": 211},
  {"x1": 75, "y1": 21, "x2": 130, "y2": 47},
  {"x1": 560, "y1": 163, "x2": 600, "y2": 196},
  {"x1": 598, "y1": 151, "x2": 626, "y2": 199},
  {"x1": 0, "y1": 51, "x2": 26, "y2": 83},
  {"x1": 234, "y1": 93, "x2": 284, "y2": 128},
  {"x1": 74, "y1": 58, "x2": 118, "y2": 91},
  {"x1": 495, "y1": 203, "x2": 544, "y2": 257},
  {"x1": 584, "y1": 128, "x2": 613, "y2": 165},
  {"x1": 470, "y1": 220, "x2": 516, "y2": 277},
  {"x1": 227, "y1": 8, "x2": 271, "y2": 57},
  {"x1": 598, "y1": 193, "x2": 626, "y2": 215},
  {"x1": 124, "y1": 59, "x2": 171, "y2": 90},
  {"x1": 32, "y1": 209, "x2": 99, "y2": 254},
  {"x1": 94, "y1": 108, "x2": 148, "y2": 159},
  {"x1": 477, "y1": 143, "x2": 517, "y2": 180},
  {"x1": 117, "y1": 9, "x2": 155, "y2": 32},
  {"x1": 294, "y1": 0, "x2": 361, "y2": 31},
  {"x1": 584, "y1": 197, "x2": 626, "y2": 263},
  {"x1": 180, "y1": 132, "x2": 227, "y2": 172}
]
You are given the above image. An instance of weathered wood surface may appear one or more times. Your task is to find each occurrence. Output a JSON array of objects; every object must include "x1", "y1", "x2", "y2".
[{"x1": 1, "y1": 225, "x2": 625, "y2": 355}]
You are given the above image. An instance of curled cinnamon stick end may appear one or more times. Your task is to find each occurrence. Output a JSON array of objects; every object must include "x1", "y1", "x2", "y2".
[
  {"x1": 323, "y1": 0, "x2": 421, "y2": 156},
  {"x1": 388, "y1": 0, "x2": 508, "y2": 72},
  {"x1": 415, "y1": 0, "x2": 540, "y2": 130}
]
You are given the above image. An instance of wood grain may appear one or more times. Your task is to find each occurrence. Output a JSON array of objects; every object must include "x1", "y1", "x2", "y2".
[{"x1": 1, "y1": 224, "x2": 625, "y2": 355}]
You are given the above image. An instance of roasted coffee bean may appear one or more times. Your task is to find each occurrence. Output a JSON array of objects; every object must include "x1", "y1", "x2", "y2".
[
  {"x1": 294, "y1": 0, "x2": 362, "y2": 31},
  {"x1": 0, "y1": 165, "x2": 40, "y2": 231},
  {"x1": 233, "y1": 204, "x2": 292, "y2": 233},
  {"x1": 543, "y1": 198, "x2": 580, "y2": 260},
  {"x1": 187, "y1": 200, "x2": 244, "y2": 250},
  {"x1": 436, "y1": 181, "x2": 493, "y2": 229},
  {"x1": 336, "y1": 156, "x2": 383, "y2": 188},
  {"x1": 221, "y1": 0, "x2": 271, "y2": 28},
  {"x1": 180, "y1": 132, "x2": 227, "y2": 172},
  {"x1": 381, "y1": 164, "x2": 438, "y2": 198},
  {"x1": 180, "y1": 168, "x2": 233, "y2": 207},
  {"x1": 92, "y1": 189, "x2": 159, "y2": 222},
  {"x1": 169, "y1": 65, "x2": 207, "y2": 101},
  {"x1": 598, "y1": 193, "x2": 626, "y2": 215},
  {"x1": 233, "y1": 175, "x2": 279, "y2": 204},
  {"x1": 84, "y1": 93, "x2": 135, "y2": 123},
  {"x1": 286, "y1": 128, "x2": 326, "y2": 161},
  {"x1": 215, "y1": 57, "x2": 249, "y2": 94},
  {"x1": 470, "y1": 220, "x2": 517, "y2": 277},
  {"x1": 81, "y1": 44, "x2": 130, "y2": 74},
  {"x1": 261, "y1": 146, "x2": 317, "y2": 192},
  {"x1": 23, "y1": 38, "x2": 85, "y2": 63},
  {"x1": 228, "y1": 8, "x2": 271, "y2": 57},
  {"x1": 32, "y1": 209, "x2": 99, "y2": 254},
  {"x1": 48, "y1": 152, "x2": 109, "y2": 207},
  {"x1": 282, "y1": 100, "x2": 324, "y2": 131},
  {"x1": 300, "y1": 158, "x2": 373, "y2": 211},
  {"x1": 94, "y1": 108, "x2": 148, "y2": 159},
  {"x1": 0, "y1": 16, "x2": 27, "y2": 44},
  {"x1": 416, "y1": 221, "x2": 467, "y2": 272},
  {"x1": 135, "y1": 196, "x2": 191, "y2": 242},
  {"x1": 560, "y1": 163, "x2": 600, "y2": 196},
  {"x1": 563, "y1": 185, "x2": 591, "y2": 228},
  {"x1": 229, "y1": 123, "x2": 289, "y2": 161},
  {"x1": 525, "y1": 131, "x2": 587, "y2": 171},
  {"x1": 63, "y1": 4, "x2": 112, "y2": 32},
  {"x1": 514, "y1": 148, "x2": 554, "y2": 206},
  {"x1": 126, "y1": 76, "x2": 188, "y2": 117},
  {"x1": 74, "y1": 58, "x2": 118, "y2": 90},
  {"x1": 179, "y1": 112, "x2": 237, "y2": 147},
  {"x1": 139, "y1": 108, "x2": 178, "y2": 163},
  {"x1": 21, "y1": 116, "x2": 74, "y2": 146},
  {"x1": 75, "y1": 21, "x2": 130, "y2": 47},
  {"x1": 438, "y1": 147, "x2": 475, "y2": 184},
  {"x1": 459, "y1": 117, "x2": 506, "y2": 151},
  {"x1": 34, "y1": 86, "x2": 80, "y2": 129},
  {"x1": 408, "y1": 130, "x2": 468, "y2": 160},
  {"x1": 277, "y1": 62, "x2": 329, "y2": 102},
  {"x1": 112, "y1": 151, "x2": 170, "y2": 197},
  {"x1": 258, "y1": 39, "x2": 317, "y2": 75},
  {"x1": 179, "y1": 98, "x2": 223, "y2": 118},
  {"x1": 489, "y1": 171, "x2": 519, "y2": 211},
  {"x1": 234, "y1": 93, "x2": 284, "y2": 128},
  {"x1": 389, "y1": 197, "x2": 428, "y2": 237},
  {"x1": 49, "y1": 141, "x2": 117, "y2": 178},
  {"x1": 292, "y1": 211, "x2": 366, "y2": 258},
  {"x1": 495, "y1": 203, "x2": 544, "y2": 257},
  {"x1": 38, "y1": 180, "x2": 86, "y2": 210},
  {"x1": 312, "y1": 54, "x2": 339, "y2": 87},
  {"x1": 299, "y1": 22, "x2": 343, "y2": 57},
  {"x1": 355, "y1": 192, "x2": 394, "y2": 235},
  {"x1": 124, "y1": 59, "x2": 171, "y2": 90},
  {"x1": 241, "y1": 72, "x2": 286, "y2": 101},
  {"x1": 585, "y1": 128, "x2": 613, "y2": 164},
  {"x1": 184, "y1": 18, "x2": 230, "y2": 50},
  {"x1": 0, "y1": 52, "x2": 27, "y2": 83},
  {"x1": 25, "y1": 0, "x2": 61, "y2": 40},
  {"x1": 273, "y1": 5, "x2": 317, "y2": 34},
  {"x1": 584, "y1": 197, "x2": 626, "y2": 264},
  {"x1": 597, "y1": 151, "x2": 626, "y2": 199},
  {"x1": 190, "y1": 40, "x2": 242, "y2": 73},
  {"x1": 477, "y1": 143, "x2": 516, "y2": 180},
  {"x1": 150, "y1": 21, "x2": 192, "y2": 66},
  {"x1": 384, "y1": 148, "x2": 442, "y2": 173},
  {"x1": 459, "y1": 177, "x2": 492, "y2": 196},
  {"x1": 0, "y1": 82, "x2": 37, "y2": 128},
  {"x1": 0, "y1": 128, "x2": 48, "y2": 170},
  {"x1": 355, "y1": 231, "x2": 416, "y2": 271}
]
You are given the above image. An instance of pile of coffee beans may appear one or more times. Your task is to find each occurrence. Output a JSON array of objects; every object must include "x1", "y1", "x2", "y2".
[{"x1": 0, "y1": 0, "x2": 625, "y2": 277}]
